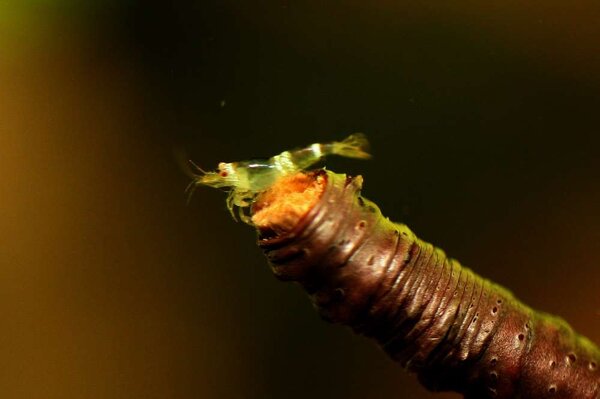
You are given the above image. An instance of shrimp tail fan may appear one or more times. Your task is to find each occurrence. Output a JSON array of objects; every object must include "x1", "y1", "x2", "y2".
[{"x1": 330, "y1": 133, "x2": 372, "y2": 160}]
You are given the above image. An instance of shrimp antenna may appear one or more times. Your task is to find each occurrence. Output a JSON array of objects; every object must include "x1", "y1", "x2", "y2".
[
  {"x1": 172, "y1": 147, "x2": 208, "y2": 179},
  {"x1": 188, "y1": 159, "x2": 208, "y2": 175},
  {"x1": 184, "y1": 178, "x2": 201, "y2": 204}
]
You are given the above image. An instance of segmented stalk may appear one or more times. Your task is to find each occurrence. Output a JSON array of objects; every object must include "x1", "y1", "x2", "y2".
[{"x1": 257, "y1": 170, "x2": 600, "y2": 399}]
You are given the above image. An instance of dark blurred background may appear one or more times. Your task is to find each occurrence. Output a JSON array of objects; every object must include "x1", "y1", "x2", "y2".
[{"x1": 1, "y1": 1, "x2": 599, "y2": 398}]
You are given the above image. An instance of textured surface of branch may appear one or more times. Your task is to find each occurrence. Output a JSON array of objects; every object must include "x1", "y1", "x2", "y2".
[{"x1": 255, "y1": 170, "x2": 600, "y2": 399}]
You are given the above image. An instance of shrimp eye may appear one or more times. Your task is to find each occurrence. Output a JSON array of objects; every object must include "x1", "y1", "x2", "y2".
[{"x1": 220, "y1": 171, "x2": 228, "y2": 177}]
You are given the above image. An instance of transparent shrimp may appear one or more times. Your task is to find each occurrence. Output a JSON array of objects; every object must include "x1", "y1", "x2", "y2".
[{"x1": 189, "y1": 133, "x2": 371, "y2": 223}]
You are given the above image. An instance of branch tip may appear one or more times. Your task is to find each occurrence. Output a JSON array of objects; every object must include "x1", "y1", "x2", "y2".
[{"x1": 251, "y1": 171, "x2": 326, "y2": 235}]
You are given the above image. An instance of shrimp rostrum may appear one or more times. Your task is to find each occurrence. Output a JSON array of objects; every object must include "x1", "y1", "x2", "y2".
[{"x1": 190, "y1": 133, "x2": 371, "y2": 223}]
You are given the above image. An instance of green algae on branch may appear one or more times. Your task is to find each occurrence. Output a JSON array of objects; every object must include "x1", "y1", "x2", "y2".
[{"x1": 252, "y1": 170, "x2": 600, "y2": 399}]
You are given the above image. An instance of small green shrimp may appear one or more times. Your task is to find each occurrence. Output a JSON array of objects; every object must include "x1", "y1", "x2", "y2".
[{"x1": 190, "y1": 133, "x2": 371, "y2": 223}]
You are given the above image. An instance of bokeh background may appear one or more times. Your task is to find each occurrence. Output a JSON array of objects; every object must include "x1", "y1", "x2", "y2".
[{"x1": 1, "y1": 1, "x2": 599, "y2": 398}]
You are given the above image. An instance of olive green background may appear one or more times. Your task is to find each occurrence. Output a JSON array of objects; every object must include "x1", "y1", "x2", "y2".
[{"x1": 1, "y1": 2, "x2": 599, "y2": 398}]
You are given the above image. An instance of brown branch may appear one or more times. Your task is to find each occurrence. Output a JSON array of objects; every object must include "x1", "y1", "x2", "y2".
[{"x1": 252, "y1": 170, "x2": 600, "y2": 399}]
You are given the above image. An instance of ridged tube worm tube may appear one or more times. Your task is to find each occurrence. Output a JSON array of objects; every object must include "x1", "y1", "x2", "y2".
[{"x1": 251, "y1": 170, "x2": 600, "y2": 399}]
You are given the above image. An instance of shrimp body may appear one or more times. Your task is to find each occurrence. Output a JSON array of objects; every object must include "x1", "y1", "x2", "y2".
[{"x1": 192, "y1": 133, "x2": 370, "y2": 223}]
